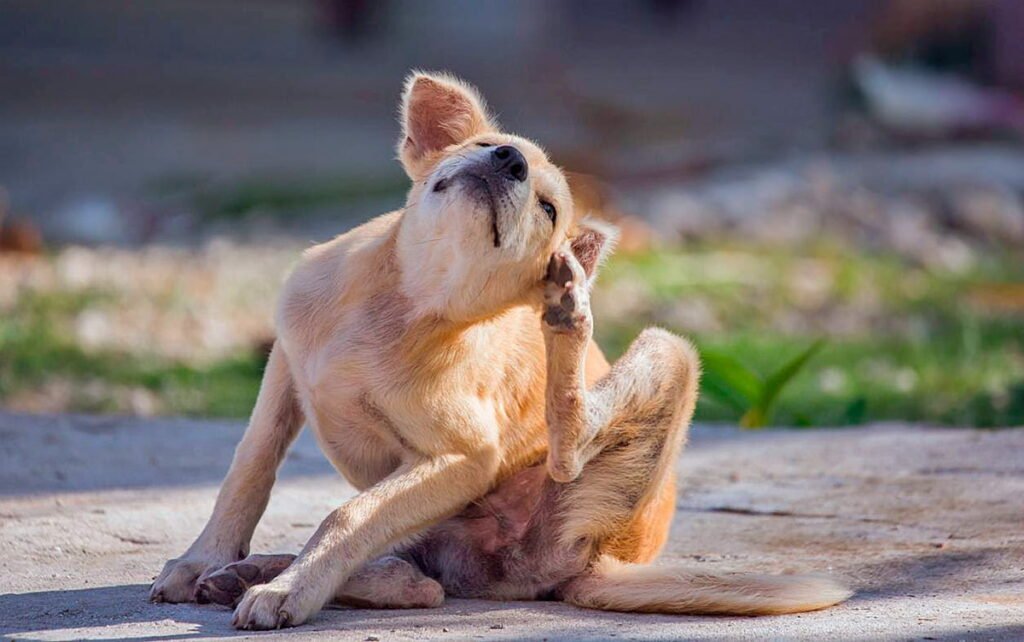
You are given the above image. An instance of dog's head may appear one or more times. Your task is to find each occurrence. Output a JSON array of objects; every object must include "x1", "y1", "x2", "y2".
[{"x1": 394, "y1": 72, "x2": 616, "y2": 321}]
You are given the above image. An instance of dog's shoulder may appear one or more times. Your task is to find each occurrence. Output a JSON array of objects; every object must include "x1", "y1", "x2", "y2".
[{"x1": 276, "y1": 210, "x2": 401, "y2": 342}]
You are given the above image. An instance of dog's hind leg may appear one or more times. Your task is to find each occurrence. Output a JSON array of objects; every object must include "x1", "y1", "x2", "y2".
[
  {"x1": 543, "y1": 250, "x2": 699, "y2": 561},
  {"x1": 197, "y1": 554, "x2": 443, "y2": 610},
  {"x1": 541, "y1": 256, "x2": 850, "y2": 614},
  {"x1": 541, "y1": 250, "x2": 697, "y2": 508},
  {"x1": 197, "y1": 554, "x2": 297, "y2": 606},
  {"x1": 335, "y1": 556, "x2": 445, "y2": 609},
  {"x1": 151, "y1": 342, "x2": 305, "y2": 603},
  {"x1": 544, "y1": 327, "x2": 850, "y2": 614}
]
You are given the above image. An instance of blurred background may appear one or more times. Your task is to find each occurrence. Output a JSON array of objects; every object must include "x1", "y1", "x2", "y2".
[{"x1": 1, "y1": 0, "x2": 1022, "y2": 427}]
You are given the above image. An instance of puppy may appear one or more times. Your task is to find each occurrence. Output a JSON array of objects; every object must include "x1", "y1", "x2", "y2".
[{"x1": 151, "y1": 72, "x2": 851, "y2": 629}]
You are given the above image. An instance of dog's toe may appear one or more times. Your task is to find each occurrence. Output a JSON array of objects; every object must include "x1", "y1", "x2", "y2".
[
  {"x1": 543, "y1": 252, "x2": 590, "y2": 332},
  {"x1": 196, "y1": 569, "x2": 248, "y2": 606}
]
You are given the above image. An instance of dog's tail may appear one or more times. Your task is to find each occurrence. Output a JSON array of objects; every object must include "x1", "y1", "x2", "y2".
[{"x1": 561, "y1": 555, "x2": 852, "y2": 616}]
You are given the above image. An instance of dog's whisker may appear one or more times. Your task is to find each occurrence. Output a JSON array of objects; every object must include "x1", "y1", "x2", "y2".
[
  {"x1": 413, "y1": 237, "x2": 447, "y2": 245},
  {"x1": 475, "y1": 268, "x2": 495, "y2": 300}
]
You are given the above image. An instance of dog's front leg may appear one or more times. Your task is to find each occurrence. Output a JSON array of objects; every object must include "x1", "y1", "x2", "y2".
[
  {"x1": 151, "y1": 343, "x2": 304, "y2": 603},
  {"x1": 231, "y1": 447, "x2": 498, "y2": 629}
]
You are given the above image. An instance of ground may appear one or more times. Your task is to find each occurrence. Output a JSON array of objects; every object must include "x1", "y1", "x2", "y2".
[{"x1": 1, "y1": 413, "x2": 1021, "y2": 641}]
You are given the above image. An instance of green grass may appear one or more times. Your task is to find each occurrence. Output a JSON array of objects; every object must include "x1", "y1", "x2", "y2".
[
  {"x1": 0, "y1": 289, "x2": 263, "y2": 417},
  {"x1": 148, "y1": 172, "x2": 410, "y2": 220},
  {"x1": 683, "y1": 325, "x2": 1024, "y2": 427},
  {"x1": 595, "y1": 242, "x2": 1024, "y2": 427}
]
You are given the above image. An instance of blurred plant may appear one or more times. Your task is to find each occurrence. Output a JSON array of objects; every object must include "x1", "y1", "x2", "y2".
[
  {"x1": 700, "y1": 340, "x2": 826, "y2": 428},
  {"x1": 190, "y1": 174, "x2": 408, "y2": 220}
]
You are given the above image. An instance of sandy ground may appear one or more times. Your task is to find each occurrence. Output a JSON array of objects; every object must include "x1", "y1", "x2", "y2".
[{"x1": 1, "y1": 412, "x2": 1022, "y2": 641}]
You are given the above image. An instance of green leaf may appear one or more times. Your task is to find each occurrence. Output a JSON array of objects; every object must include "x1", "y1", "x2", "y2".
[
  {"x1": 698, "y1": 348, "x2": 762, "y2": 412},
  {"x1": 842, "y1": 396, "x2": 868, "y2": 424},
  {"x1": 701, "y1": 373, "x2": 752, "y2": 413},
  {"x1": 743, "y1": 339, "x2": 826, "y2": 428},
  {"x1": 739, "y1": 407, "x2": 767, "y2": 428}
]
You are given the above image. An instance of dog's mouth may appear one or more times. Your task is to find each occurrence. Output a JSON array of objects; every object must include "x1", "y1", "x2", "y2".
[{"x1": 454, "y1": 172, "x2": 503, "y2": 248}]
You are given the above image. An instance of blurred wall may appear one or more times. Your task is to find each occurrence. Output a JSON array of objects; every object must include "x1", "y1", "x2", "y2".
[{"x1": 2, "y1": 0, "x2": 871, "y2": 234}]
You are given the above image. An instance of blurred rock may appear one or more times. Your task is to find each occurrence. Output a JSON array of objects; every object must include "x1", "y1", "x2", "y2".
[
  {"x1": 0, "y1": 190, "x2": 43, "y2": 254},
  {"x1": 952, "y1": 185, "x2": 1024, "y2": 244},
  {"x1": 53, "y1": 197, "x2": 131, "y2": 245},
  {"x1": 659, "y1": 297, "x2": 722, "y2": 334},
  {"x1": 629, "y1": 145, "x2": 1024, "y2": 266},
  {"x1": 591, "y1": 278, "x2": 652, "y2": 325},
  {"x1": 0, "y1": 217, "x2": 43, "y2": 254},
  {"x1": 853, "y1": 55, "x2": 1024, "y2": 136}
]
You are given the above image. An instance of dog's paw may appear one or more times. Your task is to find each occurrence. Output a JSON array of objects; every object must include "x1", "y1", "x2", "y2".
[
  {"x1": 150, "y1": 553, "x2": 238, "y2": 604},
  {"x1": 232, "y1": 579, "x2": 319, "y2": 630},
  {"x1": 196, "y1": 554, "x2": 296, "y2": 607},
  {"x1": 542, "y1": 251, "x2": 591, "y2": 334}
]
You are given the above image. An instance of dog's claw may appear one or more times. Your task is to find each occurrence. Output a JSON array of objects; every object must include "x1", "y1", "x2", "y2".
[
  {"x1": 150, "y1": 555, "x2": 232, "y2": 604},
  {"x1": 231, "y1": 580, "x2": 310, "y2": 630}
]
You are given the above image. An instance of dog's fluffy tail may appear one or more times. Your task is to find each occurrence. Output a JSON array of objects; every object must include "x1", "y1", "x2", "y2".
[{"x1": 562, "y1": 555, "x2": 852, "y2": 616}]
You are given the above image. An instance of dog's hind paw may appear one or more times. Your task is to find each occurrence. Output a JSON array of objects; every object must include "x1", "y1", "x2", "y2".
[
  {"x1": 542, "y1": 251, "x2": 591, "y2": 334},
  {"x1": 196, "y1": 554, "x2": 296, "y2": 607}
]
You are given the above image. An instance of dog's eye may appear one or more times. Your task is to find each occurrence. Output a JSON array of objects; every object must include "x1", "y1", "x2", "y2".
[
  {"x1": 540, "y1": 200, "x2": 557, "y2": 224},
  {"x1": 476, "y1": 142, "x2": 494, "y2": 147}
]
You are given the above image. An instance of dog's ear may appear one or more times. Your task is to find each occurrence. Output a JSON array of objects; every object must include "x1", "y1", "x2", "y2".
[
  {"x1": 569, "y1": 216, "x2": 619, "y2": 281},
  {"x1": 398, "y1": 72, "x2": 494, "y2": 178}
]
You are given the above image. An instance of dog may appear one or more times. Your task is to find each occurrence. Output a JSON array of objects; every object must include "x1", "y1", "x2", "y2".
[{"x1": 150, "y1": 72, "x2": 851, "y2": 629}]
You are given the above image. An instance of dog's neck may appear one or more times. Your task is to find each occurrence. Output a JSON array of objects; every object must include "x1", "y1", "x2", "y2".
[{"x1": 394, "y1": 218, "x2": 539, "y2": 326}]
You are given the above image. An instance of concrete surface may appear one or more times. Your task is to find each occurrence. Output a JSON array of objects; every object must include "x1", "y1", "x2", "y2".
[{"x1": 0, "y1": 412, "x2": 1022, "y2": 641}]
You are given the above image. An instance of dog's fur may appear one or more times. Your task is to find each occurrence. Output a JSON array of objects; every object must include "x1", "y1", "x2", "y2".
[{"x1": 150, "y1": 72, "x2": 851, "y2": 629}]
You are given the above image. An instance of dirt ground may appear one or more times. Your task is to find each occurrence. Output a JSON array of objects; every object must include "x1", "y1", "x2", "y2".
[{"x1": 1, "y1": 412, "x2": 1022, "y2": 641}]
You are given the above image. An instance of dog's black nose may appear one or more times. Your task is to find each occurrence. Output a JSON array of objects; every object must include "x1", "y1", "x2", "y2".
[{"x1": 491, "y1": 145, "x2": 528, "y2": 182}]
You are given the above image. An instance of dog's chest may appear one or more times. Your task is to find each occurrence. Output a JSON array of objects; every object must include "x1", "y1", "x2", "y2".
[
  {"x1": 301, "y1": 388, "x2": 406, "y2": 489},
  {"x1": 288, "y1": 333, "x2": 415, "y2": 488},
  {"x1": 286, "y1": 287, "x2": 546, "y2": 484},
  {"x1": 296, "y1": 342, "x2": 493, "y2": 486}
]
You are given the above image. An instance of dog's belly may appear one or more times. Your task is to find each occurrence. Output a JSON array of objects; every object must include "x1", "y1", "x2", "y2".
[{"x1": 400, "y1": 465, "x2": 593, "y2": 600}]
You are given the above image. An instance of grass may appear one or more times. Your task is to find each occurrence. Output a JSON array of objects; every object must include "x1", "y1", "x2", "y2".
[
  {"x1": 682, "y1": 326, "x2": 1024, "y2": 426},
  {"x1": 148, "y1": 172, "x2": 409, "y2": 220},
  {"x1": 594, "y1": 242, "x2": 1024, "y2": 427},
  {"x1": 1, "y1": 241, "x2": 1022, "y2": 425},
  {"x1": 700, "y1": 338, "x2": 826, "y2": 428},
  {"x1": 0, "y1": 289, "x2": 263, "y2": 417}
]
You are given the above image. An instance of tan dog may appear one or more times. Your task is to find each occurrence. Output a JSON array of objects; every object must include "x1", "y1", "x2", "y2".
[{"x1": 150, "y1": 72, "x2": 851, "y2": 629}]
